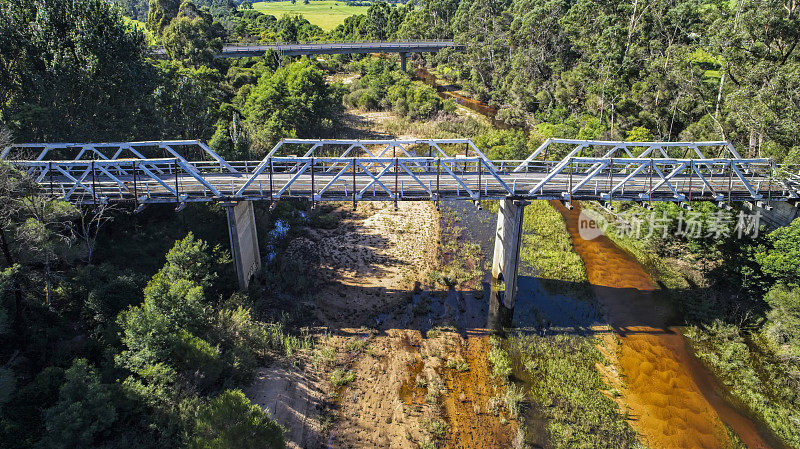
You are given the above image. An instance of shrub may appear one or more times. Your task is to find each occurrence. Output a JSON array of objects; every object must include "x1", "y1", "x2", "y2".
[
  {"x1": 445, "y1": 358, "x2": 469, "y2": 372},
  {"x1": 190, "y1": 390, "x2": 285, "y2": 449},
  {"x1": 330, "y1": 369, "x2": 356, "y2": 387},
  {"x1": 40, "y1": 359, "x2": 117, "y2": 449}
]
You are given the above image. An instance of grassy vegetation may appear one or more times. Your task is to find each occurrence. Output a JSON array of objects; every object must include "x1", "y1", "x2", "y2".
[
  {"x1": 418, "y1": 438, "x2": 437, "y2": 449},
  {"x1": 251, "y1": 1, "x2": 369, "y2": 31},
  {"x1": 421, "y1": 418, "x2": 448, "y2": 439},
  {"x1": 330, "y1": 368, "x2": 356, "y2": 387},
  {"x1": 508, "y1": 334, "x2": 640, "y2": 448},
  {"x1": 264, "y1": 320, "x2": 314, "y2": 357},
  {"x1": 444, "y1": 357, "x2": 469, "y2": 372},
  {"x1": 685, "y1": 323, "x2": 800, "y2": 446},
  {"x1": 428, "y1": 210, "x2": 485, "y2": 289},
  {"x1": 344, "y1": 338, "x2": 368, "y2": 353},
  {"x1": 521, "y1": 201, "x2": 587, "y2": 285},
  {"x1": 488, "y1": 336, "x2": 512, "y2": 379}
]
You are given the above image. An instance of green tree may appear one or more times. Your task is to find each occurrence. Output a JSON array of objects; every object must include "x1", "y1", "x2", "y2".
[
  {"x1": 0, "y1": 0, "x2": 157, "y2": 142},
  {"x1": 161, "y1": 232, "x2": 223, "y2": 288},
  {"x1": 189, "y1": 390, "x2": 284, "y2": 449},
  {"x1": 39, "y1": 359, "x2": 117, "y2": 449},
  {"x1": 474, "y1": 129, "x2": 528, "y2": 160},
  {"x1": 365, "y1": 1, "x2": 392, "y2": 40},
  {"x1": 116, "y1": 233, "x2": 243, "y2": 392},
  {"x1": 711, "y1": 0, "x2": 800, "y2": 156},
  {"x1": 153, "y1": 63, "x2": 225, "y2": 139},
  {"x1": 625, "y1": 126, "x2": 654, "y2": 142},
  {"x1": 756, "y1": 218, "x2": 800, "y2": 286},
  {"x1": 242, "y1": 61, "x2": 342, "y2": 152},
  {"x1": 0, "y1": 160, "x2": 36, "y2": 322},
  {"x1": 148, "y1": 0, "x2": 182, "y2": 34},
  {"x1": 398, "y1": 0, "x2": 459, "y2": 39},
  {"x1": 163, "y1": 1, "x2": 224, "y2": 66},
  {"x1": 763, "y1": 284, "x2": 800, "y2": 360},
  {"x1": 15, "y1": 197, "x2": 77, "y2": 306},
  {"x1": 275, "y1": 14, "x2": 323, "y2": 42}
]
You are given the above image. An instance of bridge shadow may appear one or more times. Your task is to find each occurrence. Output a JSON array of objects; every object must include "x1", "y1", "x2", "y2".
[
  {"x1": 252, "y1": 270, "x2": 710, "y2": 340},
  {"x1": 248, "y1": 200, "x2": 744, "y2": 339}
]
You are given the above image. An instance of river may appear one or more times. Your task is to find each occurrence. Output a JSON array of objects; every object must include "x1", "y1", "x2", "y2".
[{"x1": 417, "y1": 68, "x2": 785, "y2": 448}]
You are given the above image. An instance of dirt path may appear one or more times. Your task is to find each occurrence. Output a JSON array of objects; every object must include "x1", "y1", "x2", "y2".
[
  {"x1": 246, "y1": 365, "x2": 327, "y2": 449},
  {"x1": 553, "y1": 201, "x2": 772, "y2": 449}
]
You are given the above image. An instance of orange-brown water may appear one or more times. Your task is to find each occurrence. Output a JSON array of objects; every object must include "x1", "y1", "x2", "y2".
[
  {"x1": 552, "y1": 201, "x2": 774, "y2": 449},
  {"x1": 439, "y1": 333, "x2": 515, "y2": 449},
  {"x1": 414, "y1": 68, "x2": 514, "y2": 130}
]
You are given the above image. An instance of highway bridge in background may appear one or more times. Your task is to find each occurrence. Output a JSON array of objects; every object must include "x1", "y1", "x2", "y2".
[{"x1": 151, "y1": 40, "x2": 464, "y2": 69}]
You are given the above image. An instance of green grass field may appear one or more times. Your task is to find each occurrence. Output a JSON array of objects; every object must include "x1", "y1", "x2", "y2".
[{"x1": 251, "y1": 1, "x2": 370, "y2": 31}]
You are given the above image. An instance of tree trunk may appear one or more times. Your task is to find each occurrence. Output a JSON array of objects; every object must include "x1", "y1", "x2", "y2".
[
  {"x1": 45, "y1": 252, "x2": 51, "y2": 306},
  {"x1": 0, "y1": 227, "x2": 24, "y2": 326},
  {"x1": 715, "y1": 71, "x2": 725, "y2": 118},
  {"x1": 0, "y1": 227, "x2": 13, "y2": 268}
]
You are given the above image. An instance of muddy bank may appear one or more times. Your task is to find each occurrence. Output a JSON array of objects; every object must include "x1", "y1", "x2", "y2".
[{"x1": 553, "y1": 201, "x2": 773, "y2": 449}]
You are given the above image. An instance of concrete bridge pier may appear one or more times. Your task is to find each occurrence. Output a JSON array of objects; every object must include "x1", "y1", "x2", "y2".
[
  {"x1": 225, "y1": 201, "x2": 261, "y2": 289},
  {"x1": 488, "y1": 198, "x2": 528, "y2": 329},
  {"x1": 400, "y1": 52, "x2": 408, "y2": 71}
]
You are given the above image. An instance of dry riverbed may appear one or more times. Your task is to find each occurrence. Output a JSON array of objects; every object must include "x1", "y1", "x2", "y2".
[{"x1": 247, "y1": 201, "x2": 513, "y2": 448}]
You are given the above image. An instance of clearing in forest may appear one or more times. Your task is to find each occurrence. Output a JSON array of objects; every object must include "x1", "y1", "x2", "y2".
[{"x1": 251, "y1": 1, "x2": 370, "y2": 31}]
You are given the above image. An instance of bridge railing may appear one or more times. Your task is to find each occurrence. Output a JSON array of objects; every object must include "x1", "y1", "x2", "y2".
[{"x1": 512, "y1": 138, "x2": 743, "y2": 170}]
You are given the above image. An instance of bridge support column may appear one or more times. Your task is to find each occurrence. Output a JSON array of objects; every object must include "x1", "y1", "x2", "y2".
[
  {"x1": 225, "y1": 201, "x2": 261, "y2": 289},
  {"x1": 400, "y1": 52, "x2": 408, "y2": 71},
  {"x1": 489, "y1": 198, "x2": 528, "y2": 329}
]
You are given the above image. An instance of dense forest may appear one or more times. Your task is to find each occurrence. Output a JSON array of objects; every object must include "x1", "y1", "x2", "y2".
[
  {"x1": 2, "y1": 0, "x2": 800, "y2": 448},
  {"x1": 3, "y1": 0, "x2": 798, "y2": 157},
  {"x1": 335, "y1": 0, "x2": 799, "y2": 163}
]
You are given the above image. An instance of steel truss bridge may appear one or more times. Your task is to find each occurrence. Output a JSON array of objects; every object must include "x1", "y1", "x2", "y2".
[{"x1": 1, "y1": 139, "x2": 793, "y2": 210}]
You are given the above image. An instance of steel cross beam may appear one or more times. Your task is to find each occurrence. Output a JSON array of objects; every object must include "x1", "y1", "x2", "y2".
[
  {"x1": 512, "y1": 139, "x2": 739, "y2": 172},
  {"x1": 2, "y1": 139, "x2": 793, "y2": 206}
]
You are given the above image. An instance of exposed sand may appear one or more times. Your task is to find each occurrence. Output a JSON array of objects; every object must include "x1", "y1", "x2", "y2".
[
  {"x1": 248, "y1": 201, "x2": 442, "y2": 448},
  {"x1": 439, "y1": 333, "x2": 516, "y2": 449},
  {"x1": 312, "y1": 201, "x2": 438, "y2": 325}
]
